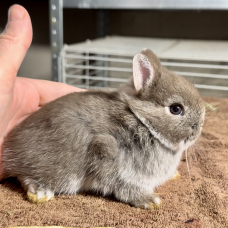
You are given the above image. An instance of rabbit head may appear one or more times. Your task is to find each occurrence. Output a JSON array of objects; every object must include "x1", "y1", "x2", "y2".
[{"x1": 124, "y1": 49, "x2": 205, "y2": 153}]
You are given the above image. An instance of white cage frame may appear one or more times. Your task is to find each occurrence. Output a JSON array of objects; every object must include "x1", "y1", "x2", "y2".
[{"x1": 60, "y1": 36, "x2": 228, "y2": 97}]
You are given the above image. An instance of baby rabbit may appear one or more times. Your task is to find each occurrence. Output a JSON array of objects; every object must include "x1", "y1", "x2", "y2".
[{"x1": 2, "y1": 49, "x2": 205, "y2": 209}]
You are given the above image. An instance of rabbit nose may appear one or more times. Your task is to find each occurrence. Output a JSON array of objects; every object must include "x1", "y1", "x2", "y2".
[{"x1": 191, "y1": 123, "x2": 198, "y2": 130}]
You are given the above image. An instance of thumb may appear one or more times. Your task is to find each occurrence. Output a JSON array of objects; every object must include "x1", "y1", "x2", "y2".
[{"x1": 0, "y1": 4, "x2": 32, "y2": 93}]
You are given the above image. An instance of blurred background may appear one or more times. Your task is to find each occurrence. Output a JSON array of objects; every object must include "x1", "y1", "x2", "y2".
[{"x1": 0, "y1": 0, "x2": 228, "y2": 96}]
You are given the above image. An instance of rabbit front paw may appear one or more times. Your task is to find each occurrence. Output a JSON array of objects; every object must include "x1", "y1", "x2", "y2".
[
  {"x1": 146, "y1": 195, "x2": 162, "y2": 209},
  {"x1": 132, "y1": 195, "x2": 162, "y2": 209},
  {"x1": 170, "y1": 170, "x2": 181, "y2": 181},
  {"x1": 27, "y1": 186, "x2": 54, "y2": 204}
]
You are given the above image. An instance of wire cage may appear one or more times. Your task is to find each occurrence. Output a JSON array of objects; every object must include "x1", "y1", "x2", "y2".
[{"x1": 60, "y1": 36, "x2": 228, "y2": 97}]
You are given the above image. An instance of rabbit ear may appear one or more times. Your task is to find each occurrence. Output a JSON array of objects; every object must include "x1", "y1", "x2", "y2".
[{"x1": 133, "y1": 53, "x2": 155, "y2": 92}]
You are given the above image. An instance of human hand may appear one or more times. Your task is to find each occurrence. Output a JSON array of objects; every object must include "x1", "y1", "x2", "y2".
[{"x1": 0, "y1": 5, "x2": 84, "y2": 180}]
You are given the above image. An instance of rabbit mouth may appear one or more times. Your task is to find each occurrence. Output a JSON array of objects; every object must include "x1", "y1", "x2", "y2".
[
  {"x1": 184, "y1": 131, "x2": 199, "y2": 145},
  {"x1": 184, "y1": 123, "x2": 203, "y2": 144},
  {"x1": 185, "y1": 137, "x2": 191, "y2": 143},
  {"x1": 183, "y1": 136, "x2": 196, "y2": 150}
]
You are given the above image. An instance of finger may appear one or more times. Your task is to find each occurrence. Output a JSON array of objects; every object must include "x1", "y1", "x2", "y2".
[
  {"x1": 0, "y1": 5, "x2": 32, "y2": 94},
  {"x1": 19, "y1": 78, "x2": 86, "y2": 106}
]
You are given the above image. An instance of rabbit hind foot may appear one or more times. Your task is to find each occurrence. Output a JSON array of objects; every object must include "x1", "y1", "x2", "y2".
[
  {"x1": 170, "y1": 170, "x2": 181, "y2": 181},
  {"x1": 27, "y1": 189, "x2": 54, "y2": 204}
]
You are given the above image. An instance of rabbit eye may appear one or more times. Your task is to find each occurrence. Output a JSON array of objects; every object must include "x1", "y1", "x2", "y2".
[{"x1": 170, "y1": 104, "x2": 183, "y2": 115}]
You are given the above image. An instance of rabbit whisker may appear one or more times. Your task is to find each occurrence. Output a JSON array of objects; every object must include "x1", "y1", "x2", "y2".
[
  {"x1": 185, "y1": 149, "x2": 195, "y2": 200},
  {"x1": 193, "y1": 79, "x2": 198, "y2": 85}
]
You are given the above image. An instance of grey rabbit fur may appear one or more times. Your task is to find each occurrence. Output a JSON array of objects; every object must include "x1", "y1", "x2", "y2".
[{"x1": 2, "y1": 49, "x2": 205, "y2": 209}]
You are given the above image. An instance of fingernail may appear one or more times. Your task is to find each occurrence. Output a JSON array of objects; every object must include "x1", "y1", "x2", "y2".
[{"x1": 8, "y1": 5, "x2": 24, "y2": 21}]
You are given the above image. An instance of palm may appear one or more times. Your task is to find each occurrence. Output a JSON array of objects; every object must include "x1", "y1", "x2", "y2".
[{"x1": 5, "y1": 78, "x2": 40, "y2": 134}]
